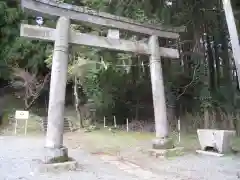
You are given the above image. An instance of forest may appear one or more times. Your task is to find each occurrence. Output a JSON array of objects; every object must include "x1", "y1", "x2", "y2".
[{"x1": 1, "y1": 0, "x2": 240, "y2": 134}]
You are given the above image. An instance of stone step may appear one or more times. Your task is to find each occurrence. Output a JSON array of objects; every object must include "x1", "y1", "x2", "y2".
[{"x1": 41, "y1": 117, "x2": 74, "y2": 133}]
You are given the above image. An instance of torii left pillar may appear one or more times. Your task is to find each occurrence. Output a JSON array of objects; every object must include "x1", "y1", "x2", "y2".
[{"x1": 45, "y1": 16, "x2": 70, "y2": 161}]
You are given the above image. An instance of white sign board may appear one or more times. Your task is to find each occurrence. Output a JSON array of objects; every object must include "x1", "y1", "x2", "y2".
[
  {"x1": 14, "y1": 110, "x2": 29, "y2": 135},
  {"x1": 15, "y1": 110, "x2": 29, "y2": 120},
  {"x1": 107, "y1": 29, "x2": 120, "y2": 39}
]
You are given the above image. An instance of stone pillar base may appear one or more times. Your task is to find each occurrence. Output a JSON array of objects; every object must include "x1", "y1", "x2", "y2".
[
  {"x1": 152, "y1": 137, "x2": 174, "y2": 149},
  {"x1": 148, "y1": 147, "x2": 184, "y2": 158},
  {"x1": 44, "y1": 146, "x2": 68, "y2": 163}
]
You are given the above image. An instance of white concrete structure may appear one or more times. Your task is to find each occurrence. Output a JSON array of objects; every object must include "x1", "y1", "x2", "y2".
[{"x1": 197, "y1": 129, "x2": 236, "y2": 154}]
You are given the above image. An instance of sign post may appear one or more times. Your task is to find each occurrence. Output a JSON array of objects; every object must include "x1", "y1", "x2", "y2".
[{"x1": 14, "y1": 110, "x2": 29, "y2": 135}]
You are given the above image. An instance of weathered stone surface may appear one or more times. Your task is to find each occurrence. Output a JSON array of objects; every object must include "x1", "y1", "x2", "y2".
[
  {"x1": 107, "y1": 29, "x2": 120, "y2": 39},
  {"x1": 197, "y1": 129, "x2": 236, "y2": 154},
  {"x1": 149, "y1": 35, "x2": 174, "y2": 151},
  {"x1": 38, "y1": 160, "x2": 78, "y2": 173},
  {"x1": 45, "y1": 16, "x2": 70, "y2": 149},
  {"x1": 152, "y1": 138, "x2": 174, "y2": 149},
  {"x1": 20, "y1": 24, "x2": 180, "y2": 58},
  {"x1": 148, "y1": 147, "x2": 184, "y2": 158},
  {"x1": 44, "y1": 146, "x2": 68, "y2": 163},
  {"x1": 149, "y1": 35, "x2": 170, "y2": 140},
  {"x1": 222, "y1": 0, "x2": 240, "y2": 85}
]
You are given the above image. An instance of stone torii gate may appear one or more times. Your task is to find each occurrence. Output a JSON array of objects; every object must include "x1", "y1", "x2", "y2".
[
  {"x1": 222, "y1": 0, "x2": 240, "y2": 85},
  {"x1": 21, "y1": 0, "x2": 185, "y2": 159}
]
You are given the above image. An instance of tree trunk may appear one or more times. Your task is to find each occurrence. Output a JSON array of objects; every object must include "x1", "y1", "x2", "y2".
[
  {"x1": 204, "y1": 109, "x2": 210, "y2": 129},
  {"x1": 229, "y1": 113, "x2": 235, "y2": 130},
  {"x1": 211, "y1": 109, "x2": 217, "y2": 129},
  {"x1": 213, "y1": 39, "x2": 221, "y2": 88},
  {"x1": 205, "y1": 34, "x2": 216, "y2": 92},
  {"x1": 74, "y1": 76, "x2": 84, "y2": 128}
]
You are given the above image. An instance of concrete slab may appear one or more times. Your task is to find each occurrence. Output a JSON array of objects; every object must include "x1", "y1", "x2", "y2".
[{"x1": 196, "y1": 150, "x2": 224, "y2": 157}]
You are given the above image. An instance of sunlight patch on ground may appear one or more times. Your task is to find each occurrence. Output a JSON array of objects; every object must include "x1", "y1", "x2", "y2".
[{"x1": 65, "y1": 129, "x2": 154, "y2": 155}]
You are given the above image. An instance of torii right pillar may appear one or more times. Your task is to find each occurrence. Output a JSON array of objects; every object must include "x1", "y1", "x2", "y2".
[
  {"x1": 149, "y1": 35, "x2": 174, "y2": 149},
  {"x1": 222, "y1": 0, "x2": 240, "y2": 86}
]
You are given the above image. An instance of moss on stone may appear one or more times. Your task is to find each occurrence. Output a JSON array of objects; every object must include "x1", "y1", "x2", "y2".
[
  {"x1": 152, "y1": 137, "x2": 174, "y2": 149},
  {"x1": 47, "y1": 156, "x2": 75, "y2": 164},
  {"x1": 165, "y1": 147, "x2": 184, "y2": 158}
]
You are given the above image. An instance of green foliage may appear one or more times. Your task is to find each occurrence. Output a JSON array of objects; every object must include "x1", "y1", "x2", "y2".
[
  {"x1": 1, "y1": 0, "x2": 239, "y2": 126},
  {"x1": 0, "y1": 111, "x2": 10, "y2": 128},
  {"x1": 0, "y1": 0, "x2": 49, "y2": 79},
  {"x1": 47, "y1": 156, "x2": 75, "y2": 164}
]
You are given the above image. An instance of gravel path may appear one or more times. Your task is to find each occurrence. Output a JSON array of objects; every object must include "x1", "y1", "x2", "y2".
[
  {"x1": 1, "y1": 136, "x2": 240, "y2": 180},
  {"x1": 125, "y1": 153, "x2": 240, "y2": 180},
  {"x1": 120, "y1": 146, "x2": 240, "y2": 180},
  {"x1": 0, "y1": 136, "x2": 172, "y2": 180}
]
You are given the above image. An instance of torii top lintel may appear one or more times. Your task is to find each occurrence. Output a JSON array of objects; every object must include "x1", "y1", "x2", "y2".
[{"x1": 21, "y1": 0, "x2": 185, "y2": 39}]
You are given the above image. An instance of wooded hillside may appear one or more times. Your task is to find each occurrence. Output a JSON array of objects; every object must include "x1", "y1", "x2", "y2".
[{"x1": 1, "y1": 0, "x2": 240, "y2": 133}]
